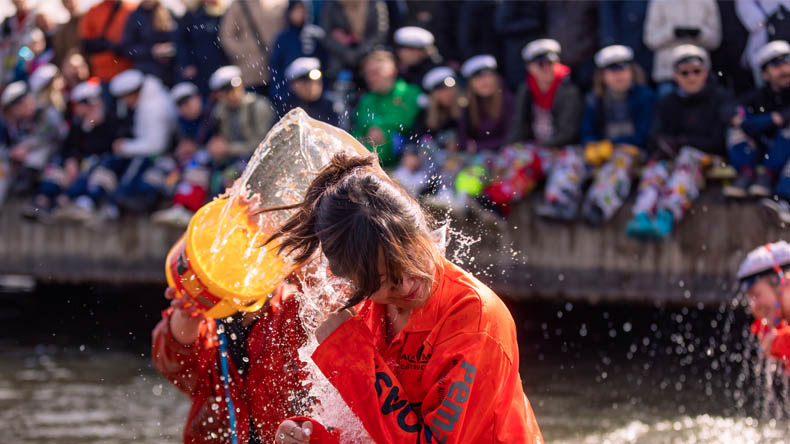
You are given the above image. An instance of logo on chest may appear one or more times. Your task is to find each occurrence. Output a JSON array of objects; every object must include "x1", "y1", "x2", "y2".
[{"x1": 399, "y1": 343, "x2": 432, "y2": 371}]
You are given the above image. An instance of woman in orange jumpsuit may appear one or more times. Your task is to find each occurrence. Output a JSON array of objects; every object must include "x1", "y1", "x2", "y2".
[{"x1": 266, "y1": 153, "x2": 544, "y2": 444}]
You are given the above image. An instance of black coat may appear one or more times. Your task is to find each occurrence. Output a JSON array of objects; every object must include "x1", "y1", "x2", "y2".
[
  {"x1": 506, "y1": 77, "x2": 583, "y2": 147},
  {"x1": 649, "y1": 84, "x2": 736, "y2": 158}
]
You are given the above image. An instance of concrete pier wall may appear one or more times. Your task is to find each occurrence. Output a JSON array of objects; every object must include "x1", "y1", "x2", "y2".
[{"x1": 1, "y1": 196, "x2": 787, "y2": 306}]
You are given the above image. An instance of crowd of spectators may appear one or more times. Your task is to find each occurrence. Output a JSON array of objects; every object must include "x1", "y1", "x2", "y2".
[{"x1": 1, "y1": 0, "x2": 789, "y2": 240}]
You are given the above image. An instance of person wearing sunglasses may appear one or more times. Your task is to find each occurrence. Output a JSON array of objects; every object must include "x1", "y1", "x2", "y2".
[
  {"x1": 625, "y1": 44, "x2": 737, "y2": 239},
  {"x1": 737, "y1": 241, "x2": 790, "y2": 372},
  {"x1": 724, "y1": 41, "x2": 790, "y2": 221}
]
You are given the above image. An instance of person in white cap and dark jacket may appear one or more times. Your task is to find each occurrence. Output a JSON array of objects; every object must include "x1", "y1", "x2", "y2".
[
  {"x1": 208, "y1": 65, "x2": 275, "y2": 161},
  {"x1": 501, "y1": 39, "x2": 583, "y2": 220},
  {"x1": 737, "y1": 241, "x2": 790, "y2": 371},
  {"x1": 281, "y1": 57, "x2": 338, "y2": 126},
  {"x1": 54, "y1": 69, "x2": 175, "y2": 223},
  {"x1": 23, "y1": 79, "x2": 120, "y2": 222},
  {"x1": 625, "y1": 44, "x2": 737, "y2": 240},
  {"x1": 0, "y1": 80, "x2": 66, "y2": 201},
  {"x1": 725, "y1": 41, "x2": 790, "y2": 221},
  {"x1": 151, "y1": 81, "x2": 217, "y2": 227},
  {"x1": 393, "y1": 26, "x2": 440, "y2": 87}
]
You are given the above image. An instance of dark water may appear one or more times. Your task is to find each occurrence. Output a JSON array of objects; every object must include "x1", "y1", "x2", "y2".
[{"x1": 1, "y1": 285, "x2": 788, "y2": 443}]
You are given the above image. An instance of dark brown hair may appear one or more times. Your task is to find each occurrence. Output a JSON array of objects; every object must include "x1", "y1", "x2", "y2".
[{"x1": 264, "y1": 153, "x2": 440, "y2": 308}]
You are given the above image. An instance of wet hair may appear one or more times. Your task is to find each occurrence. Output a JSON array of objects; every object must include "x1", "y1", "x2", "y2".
[{"x1": 264, "y1": 153, "x2": 440, "y2": 308}]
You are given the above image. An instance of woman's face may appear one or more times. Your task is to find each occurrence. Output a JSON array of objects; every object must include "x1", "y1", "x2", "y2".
[
  {"x1": 432, "y1": 85, "x2": 455, "y2": 107},
  {"x1": 366, "y1": 254, "x2": 432, "y2": 310},
  {"x1": 470, "y1": 71, "x2": 497, "y2": 98},
  {"x1": 602, "y1": 64, "x2": 633, "y2": 93}
]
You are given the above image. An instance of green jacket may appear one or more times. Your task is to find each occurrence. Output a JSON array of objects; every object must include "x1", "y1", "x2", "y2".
[{"x1": 352, "y1": 79, "x2": 421, "y2": 167}]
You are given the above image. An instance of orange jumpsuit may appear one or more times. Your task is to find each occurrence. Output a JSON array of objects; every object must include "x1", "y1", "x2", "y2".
[
  {"x1": 78, "y1": 0, "x2": 134, "y2": 81},
  {"x1": 752, "y1": 320, "x2": 790, "y2": 372},
  {"x1": 305, "y1": 258, "x2": 543, "y2": 443}
]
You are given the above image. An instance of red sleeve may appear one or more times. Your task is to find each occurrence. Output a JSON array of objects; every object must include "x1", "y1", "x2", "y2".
[
  {"x1": 151, "y1": 308, "x2": 218, "y2": 398},
  {"x1": 311, "y1": 317, "x2": 513, "y2": 444},
  {"x1": 770, "y1": 328, "x2": 790, "y2": 362}
]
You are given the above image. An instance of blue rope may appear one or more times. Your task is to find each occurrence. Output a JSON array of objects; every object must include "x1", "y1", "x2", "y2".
[{"x1": 216, "y1": 319, "x2": 239, "y2": 444}]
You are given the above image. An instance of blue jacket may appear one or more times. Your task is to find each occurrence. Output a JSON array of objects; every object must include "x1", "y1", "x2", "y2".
[
  {"x1": 175, "y1": 7, "x2": 228, "y2": 95},
  {"x1": 580, "y1": 84, "x2": 655, "y2": 150},
  {"x1": 269, "y1": 24, "x2": 326, "y2": 114},
  {"x1": 120, "y1": 5, "x2": 176, "y2": 84}
]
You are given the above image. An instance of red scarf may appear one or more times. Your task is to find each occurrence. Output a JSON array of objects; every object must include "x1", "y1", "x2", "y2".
[{"x1": 527, "y1": 63, "x2": 571, "y2": 110}]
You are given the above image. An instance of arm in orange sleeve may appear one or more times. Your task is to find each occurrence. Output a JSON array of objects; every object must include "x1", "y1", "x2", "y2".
[
  {"x1": 151, "y1": 308, "x2": 218, "y2": 398},
  {"x1": 311, "y1": 317, "x2": 513, "y2": 444},
  {"x1": 770, "y1": 327, "x2": 790, "y2": 362}
]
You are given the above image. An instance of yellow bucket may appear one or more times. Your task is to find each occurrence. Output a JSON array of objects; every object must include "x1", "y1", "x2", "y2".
[{"x1": 165, "y1": 198, "x2": 293, "y2": 319}]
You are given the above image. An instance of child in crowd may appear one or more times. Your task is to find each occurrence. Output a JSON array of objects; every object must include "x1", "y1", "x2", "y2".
[
  {"x1": 626, "y1": 45, "x2": 736, "y2": 239},
  {"x1": 23, "y1": 80, "x2": 118, "y2": 222},
  {"x1": 282, "y1": 57, "x2": 338, "y2": 126},
  {"x1": 151, "y1": 81, "x2": 216, "y2": 227},
  {"x1": 725, "y1": 41, "x2": 790, "y2": 221},
  {"x1": 577, "y1": 45, "x2": 655, "y2": 224},
  {"x1": 352, "y1": 49, "x2": 421, "y2": 168},
  {"x1": 0, "y1": 80, "x2": 65, "y2": 200},
  {"x1": 505, "y1": 39, "x2": 583, "y2": 219},
  {"x1": 393, "y1": 26, "x2": 439, "y2": 87}
]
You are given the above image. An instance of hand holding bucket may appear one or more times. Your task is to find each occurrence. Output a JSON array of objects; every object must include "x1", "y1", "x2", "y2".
[{"x1": 165, "y1": 108, "x2": 373, "y2": 319}]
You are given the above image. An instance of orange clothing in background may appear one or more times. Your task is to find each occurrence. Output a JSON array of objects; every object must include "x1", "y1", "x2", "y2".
[
  {"x1": 79, "y1": 0, "x2": 134, "y2": 81},
  {"x1": 308, "y1": 258, "x2": 543, "y2": 443}
]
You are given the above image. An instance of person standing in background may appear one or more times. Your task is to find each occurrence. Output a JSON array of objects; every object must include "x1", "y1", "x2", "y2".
[
  {"x1": 79, "y1": 0, "x2": 135, "y2": 83},
  {"x1": 494, "y1": 0, "x2": 545, "y2": 92},
  {"x1": 269, "y1": 0, "x2": 326, "y2": 114},
  {"x1": 643, "y1": 0, "x2": 722, "y2": 96},
  {"x1": 598, "y1": 0, "x2": 653, "y2": 81},
  {"x1": 120, "y1": 0, "x2": 177, "y2": 86},
  {"x1": 1, "y1": 0, "x2": 36, "y2": 83},
  {"x1": 219, "y1": 0, "x2": 288, "y2": 96},
  {"x1": 545, "y1": 0, "x2": 599, "y2": 93},
  {"x1": 735, "y1": 0, "x2": 790, "y2": 84},
  {"x1": 52, "y1": 0, "x2": 82, "y2": 68},
  {"x1": 320, "y1": 0, "x2": 389, "y2": 81},
  {"x1": 175, "y1": 0, "x2": 229, "y2": 96}
]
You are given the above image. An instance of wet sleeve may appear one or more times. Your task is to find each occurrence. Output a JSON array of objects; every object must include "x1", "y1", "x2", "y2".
[
  {"x1": 312, "y1": 317, "x2": 513, "y2": 444},
  {"x1": 151, "y1": 309, "x2": 217, "y2": 398}
]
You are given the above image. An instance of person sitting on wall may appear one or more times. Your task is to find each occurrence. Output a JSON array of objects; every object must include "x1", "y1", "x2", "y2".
[{"x1": 281, "y1": 57, "x2": 339, "y2": 126}]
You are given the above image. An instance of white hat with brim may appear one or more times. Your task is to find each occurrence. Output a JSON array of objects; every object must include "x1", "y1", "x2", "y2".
[
  {"x1": 29, "y1": 64, "x2": 58, "y2": 94},
  {"x1": 394, "y1": 26, "x2": 435, "y2": 49},
  {"x1": 671, "y1": 44, "x2": 710, "y2": 68},
  {"x1": 737, "y1": 241, "x2": 790, "y2": 285},
  {"x1": 594, "y1": 45, "x2": 634, "y2": 69},
  {"x1": 285, "y1": 57, "x2": 322, "y2": 82},
  {"x1": 1, "y1": 81, "x2": 29, "y2": 108},
  {"x1": 522, "y1": 39, "x2": 561, "y2": 63},
  {"x1": 461, "y1": 55, "x2": 497, "y2": 79},
  {"x1": 109, "y1": 69, "x2": 145, "y2": 97},
  {"x1": 756, "y1": 40, "x2": 790, "y2": 70},
  {"x1": 71, "y1": 80, "x2": 102, "y2": 103},
  {"x1": 422, "y1": 66, "x2": 457, "y2": 91},
  {"x1": 209, "y1": 66, "x2": 243, "y2": 92},
  {"x1": 170, "y1": 82, "x2": 199, "y2": 104}
]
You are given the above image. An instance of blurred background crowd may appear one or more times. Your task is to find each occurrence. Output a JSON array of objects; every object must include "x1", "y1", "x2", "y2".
[{"x1": 0, "y1": 0, "x2": 789, "y2": 241}]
